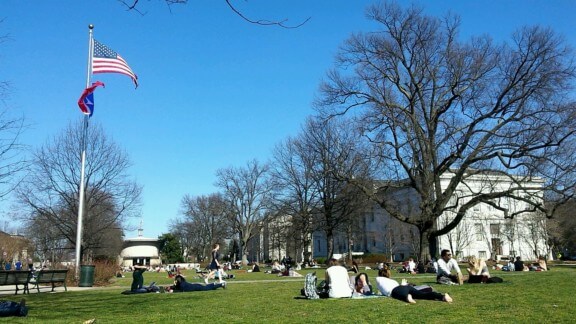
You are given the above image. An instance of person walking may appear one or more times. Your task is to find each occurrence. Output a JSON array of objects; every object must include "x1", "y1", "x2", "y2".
[{"x1": 205, "y1": 243, "x2": 224, "y2": 284}]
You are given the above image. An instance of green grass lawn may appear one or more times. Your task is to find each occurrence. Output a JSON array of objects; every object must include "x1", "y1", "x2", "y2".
[{"x1": 3, "y1": 265, "x2": 575, "y2": 323}]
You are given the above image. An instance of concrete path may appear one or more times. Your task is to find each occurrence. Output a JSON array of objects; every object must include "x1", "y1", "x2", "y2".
[{"x1": 0, "y1": 285, "x2": 94, "y2": 296}]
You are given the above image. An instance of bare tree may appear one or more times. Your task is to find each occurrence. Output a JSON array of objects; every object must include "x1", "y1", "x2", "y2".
[
  {"x1": 0, "y1": 23, "x2": 30, "y2": 242},
  {"x1": 0, "y1": 32, "x2": 28, "y2": 200},
  {"x1": 17, "y1": 120, "x2": 141, "y2": 262},
  {"x1": 299, "y1": 117, "x2": 372, "y2": 260},
  {"x1": 20, "y1": 213, "x2": 72, "y2": 265},
  {"x1": 443, "y1": 216, "x2": 474, "y2": 259},
  {"x1": 547, "y1": 199, "x2": 576, "y2": 258},
  {"x1": 215, "y1": 159, "x2": 273, "y2": 265},
  {"x1": 501, "y1": 218, "x2": 520, "y2": 257},
  {"x1": 316, "y1": 2, "x2": 576, "y2": 260},
  {"x1": 169, "y1": 219, "x2": 202, "y2": 262},
  {"x1": 261, "y1": 213, "x2": 292, "y2": 262},
  {"x1": 175, "y1": 193, "x2": 231, "y2": 261},
  {"x1": 476, "y1": 216, "x2": 500, "y2": 259},
  {"x1": 520, "y1": 212, "x2": 550, "y2": 259},
  {"x1": 380, "y1": 218, "x2": 400, "y2": 262},
  {"x1": 270, "y1": 135, "x2": 320, "y2": 263}
]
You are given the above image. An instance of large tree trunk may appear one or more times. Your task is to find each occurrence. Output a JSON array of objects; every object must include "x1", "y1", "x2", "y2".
[
  {"x1": 326, "y1": 230, "x2": 334, "y2": 263},
  {"x1": 418, "y1": 228, "x2": 437, "y2": 261},
  {"x1": 428, "y1": 234, "x2": 438, "y2": 260}
]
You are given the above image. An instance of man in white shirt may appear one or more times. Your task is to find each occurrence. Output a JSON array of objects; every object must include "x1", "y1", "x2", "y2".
[
  {"x1": 325, "y1": 258, "x2": 353, "y2": 298},
  {"x1": 436, "y1": 249, "x2": 463, "y2": 285}
]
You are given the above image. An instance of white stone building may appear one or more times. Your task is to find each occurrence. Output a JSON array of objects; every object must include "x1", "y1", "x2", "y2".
[
  {"x1": 437, "y1": 172, "x2": 548, "y2": 261},
  {"x1": 311, "y1": 171, "x2": 550, "y2": 262}
]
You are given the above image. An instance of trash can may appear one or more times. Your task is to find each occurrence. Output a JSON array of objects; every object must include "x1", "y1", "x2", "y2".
[{"x1": 79, "y1": 265, "x2": 95, "y2": 287}]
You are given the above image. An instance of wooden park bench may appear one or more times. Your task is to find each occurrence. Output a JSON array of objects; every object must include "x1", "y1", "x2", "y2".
[
  {"x1": 0, "y1": 270, "x2": 33, "y2": 295},
  {"x1": 30, "y1": 269, "x2": 69, "y2": 293}
]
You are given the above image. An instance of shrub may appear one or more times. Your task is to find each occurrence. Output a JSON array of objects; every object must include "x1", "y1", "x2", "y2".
[
  {"x1": 93, "y1": 259, "x2": 120, "y2": 286},
  {"x1": 361, "y1": 253, "x2": 390, "y2": 264}
]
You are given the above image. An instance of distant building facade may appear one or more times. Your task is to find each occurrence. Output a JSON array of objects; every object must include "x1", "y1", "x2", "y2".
[
  {"x1": 118, "y1": 226, "x2": 160, "y2": 267},
  {"x1": 0, "y1": 231, "x2": 33, "y2": 267},
  {"x1": 311, "y1": 171, "x2": 549, "y2": 261},
  {"x1": 246, "y1": 215, "x2": 308, "y2": 264},
  {"x1": 436, "y1": 172, "x2": 548, "y2": 261}
]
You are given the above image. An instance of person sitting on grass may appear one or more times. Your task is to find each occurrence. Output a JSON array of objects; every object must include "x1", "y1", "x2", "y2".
[
  {"x1": 131, "y1": 263, "x2": 149, "y2": 293},
  {"x1": 166, "y1": 274, "x2": 225, "y2": 292},
  {"x1": 436, "y1": 249, "x2": 463, "y2": 285},
  {"x1": 466, "y1": 256, "x2": 490, "y2": 283},
  {"x1": 325, "y1": 258, "x2": 353, "y2": 298},
  {"x1": 375, "y1": 267, "x2": 453, "y2": 304},
  {"x1": 353, "y1": 272, "x2": 373, "y2": 296},
  {"x1": 537, "y1": 256, "x2": 548, "y2": 271},
  {"x1": 406, "y1": 258, "x2": 417, "y2": 274},
  {"x1": 265, "y1": 261, "x2": 283, "y2": 274},
  {"x1": 349, "y1": 261, "x2": 359, "y2": 274},
  {"x1": 514, "y1": 256, "x2": 526, "y2": 272}
]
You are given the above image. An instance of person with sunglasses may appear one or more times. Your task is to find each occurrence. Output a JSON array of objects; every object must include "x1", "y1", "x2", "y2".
[{"x1": 436, "y1": 249, "x2": 463, "y2": 285}]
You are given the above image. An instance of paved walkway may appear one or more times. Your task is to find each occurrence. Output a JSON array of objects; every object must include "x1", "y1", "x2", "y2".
[{"x1": 0, "y1": 285, "x2": 95, "y2": 296}]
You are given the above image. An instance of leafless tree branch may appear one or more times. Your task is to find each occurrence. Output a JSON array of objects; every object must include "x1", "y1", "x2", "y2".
[
  {"x1": 118, "y1": 0, "x2": 310, "y2": 28},
  {"x1": 225, "y1": 0, "x2": 310, "y2": 28}
]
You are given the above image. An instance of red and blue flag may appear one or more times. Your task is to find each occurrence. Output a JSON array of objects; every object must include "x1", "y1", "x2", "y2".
[{"x1": 77, "y1": 81, "x2": 105, "y2": 117}]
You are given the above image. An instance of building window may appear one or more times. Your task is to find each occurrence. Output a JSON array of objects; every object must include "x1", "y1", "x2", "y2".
[
  {"x1": 492, "y1": 238, "x2": 502, "y2": 255},
  {"x1": 490, "y1": 223, "x2": 500, "y2": 236},
  {"x1": 475, "y1": 223, "x2": 483, "y2": 241},
  {"x1": 478, "y1": 251, "x2": 487, "y2": 259},
  {"x1": 316, "y1": 240, "x2": 321, "y2": 253},
  {"x1": 501, "y1": 197, "x2": 509, "y2": 209}
]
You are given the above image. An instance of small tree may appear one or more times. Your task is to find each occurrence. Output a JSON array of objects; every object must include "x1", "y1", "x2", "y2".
[
  {"x1": 18, "y1": 120, "x2": 141, "y2": 262},
  {"x1": 174, "y1": 193, "x2": 231, "y2": 261},
  {"x1": 216, "y1": 159, "x2": 273, "y2": 265},
  {"x1": 158, "y1": 233, "x2": 183, "y2": 264}
]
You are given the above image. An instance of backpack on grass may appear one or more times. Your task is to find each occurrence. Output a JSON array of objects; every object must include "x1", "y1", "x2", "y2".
[{"x1": 301, "y1": 272, "x2": 320, "y2": 299}]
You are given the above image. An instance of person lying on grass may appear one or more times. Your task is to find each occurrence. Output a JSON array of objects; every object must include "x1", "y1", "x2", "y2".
[
  {"x1": 165, "y1": 274, "x2": 226, "y2": 293},
  {"x1": 375, "y1": 266, "x2": 453, "y2": 304},
  {"x1": 0, "y1": 299, "x2": 27, "y2": 317}
]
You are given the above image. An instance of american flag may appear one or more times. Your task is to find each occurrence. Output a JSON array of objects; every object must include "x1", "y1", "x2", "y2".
[{"x1": 92, "y1": 39, "x2": 138, "y2": 87}]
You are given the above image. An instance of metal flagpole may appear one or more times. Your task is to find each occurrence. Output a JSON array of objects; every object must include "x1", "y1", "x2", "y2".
[{"x1": 75, "y1": 24, "x2": 94, "y2": 280}]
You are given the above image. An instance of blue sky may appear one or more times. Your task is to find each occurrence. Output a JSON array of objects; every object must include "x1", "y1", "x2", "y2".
[{"x1": 1, "y1": 1, "x2": 574, "y2": 239}]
